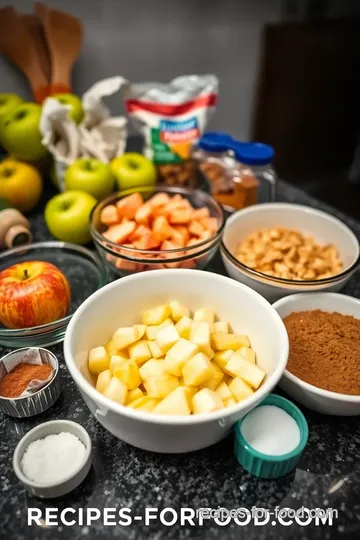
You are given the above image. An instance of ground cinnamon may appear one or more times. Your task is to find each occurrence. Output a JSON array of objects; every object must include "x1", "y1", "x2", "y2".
[
  {"x1": 283, "y1": 310, "x2": 360, "y2": 395},
  {"x1": 0, "y1": 363, "x2": 52, "y2": 398}
]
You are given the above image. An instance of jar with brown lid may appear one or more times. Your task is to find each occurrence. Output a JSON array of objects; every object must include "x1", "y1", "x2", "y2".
[{"x1": 0, "y1": 208, "x2": 32, "y2": 249}]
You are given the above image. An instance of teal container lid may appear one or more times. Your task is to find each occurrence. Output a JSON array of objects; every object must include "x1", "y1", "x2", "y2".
[{"x1": 234, "y1": 394, "x2": 308, "y2": 479}]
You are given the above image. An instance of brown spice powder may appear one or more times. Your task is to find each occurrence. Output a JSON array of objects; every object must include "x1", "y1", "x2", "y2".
[
  {"x1": 0, "y1": 362, "x2": 53, "y2": 398},
  {"x1": 283, "y1": 310, "x2": 360, "y2": 395}
]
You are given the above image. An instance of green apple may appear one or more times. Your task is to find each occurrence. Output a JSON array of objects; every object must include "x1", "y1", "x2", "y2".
[
  {"x1": 52, "y1": 93, "x2": 84, "y2": 124},
  {"x1": 45, "y1": 190, "x2": 97, "y2": 245},
  {"x1": 0, "y1": 94, "x2": 24, "y2": 132},
  {"x1": 1, "y1": 103, "x2": 47, "y2": 161},
  {"x1": 64, "y1": 158, "x2": 114, "y2": 200},
  {"x1": 111, "y1": 153, "x2": 157, "y2": 191}
]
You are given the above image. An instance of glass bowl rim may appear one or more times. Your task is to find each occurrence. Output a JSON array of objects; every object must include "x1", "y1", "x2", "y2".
[
  {"x1": 221, "y1": 240, "x2": 360, "y2": 286},
  {"x1": 90, "y1": 185, "x2": 225, "y2": 256},
  {"x1": 0, "y1": 241, "x2": 107, "y2": 336}
]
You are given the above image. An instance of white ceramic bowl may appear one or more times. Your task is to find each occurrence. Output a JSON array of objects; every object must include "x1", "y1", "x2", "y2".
[
  {"x1": 64, "y1": 269, "x2": 289, "y2": 453},
  {"x1": 221, "y1": 203, "x2": 360, "y2": 302},
  {"x1": 273, "y1": 292, "x2": 360, "y2": 415},
  {"x1": 13, "y1": 420, "x2": 92, "y2": 498}
]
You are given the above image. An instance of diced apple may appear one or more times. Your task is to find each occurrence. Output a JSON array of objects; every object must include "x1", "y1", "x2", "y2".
[
  {"x1": 127, "y1": 396, "x2": 153, "y2": 409},
  {"x1": 212, "y1": 321, "x2": 229, "y2": 335},
  {"x1": 194, "y1": 308, "x2": 215, "y2": 324},
  {"x1": 152, "y1": 386, "x2": 192, "y2": 415},
  {"x1": 88, "y1": 346, "x2": 109, "y2": 375},
  {"x1": 212, "y1": 333, "x2": 250, "y2": 351},
  {"x1": 144, "y1": 374, "x2": 179, "y2": 398},
  {"x1": 142, "y1": 304, "x2": 171, "y2": 325},
  {"x1": 216, "y1": 381, "x2": 233, "y2": 401},
  {"x1": 104, "y1": 339, "x2": 121, "y2": 357},
  {"x1": 225, "y1": 354, "x2": 265, "y2": 389},
  {"x1": 182, "y1": 352, "x2": 214, "y2": 386},
  {"x1": 113, "y1": 359, "x2": 141, "y2": 390},
  {"x1": 102, "y1": 376, "x2": 128, "y2": 405},
  {"x1": 236, "y1": 346, "x2": 256, "y2": 363},
  {"x1": 128, "y1": 340, "x2": 151, "y2": 365},
  {"x1": 127, "y1": 387, "x2": 144, "y2": 404},
  {"x1": 147, "y1": 340, "x2": 164, "y2": 358},
  {"x1": 228, "y1": 377, "x2": 254, "y2": 402},
  {"x1": 109, "y1": 354, "x2": 128, "y2": 374},
  {"x1": 213, "y1": 350, "x2": 233, "y2": 371},
  {"x1": 145, "y1": 325, "x2": 159, "y2": 340},
  {"x1": 136, "y1": 398, "x2": 159, "y2": 412},
  {"x1": 133, "y1": 324, "x2": 147, "y2": 340},
  {"x1": 164, "y1": 338, "x2": 199, "y2": 376},
  {"x1": 189, "y1": 321, "x2": 214, "y2": 358},
  {"x1": 156, "y1": 324, "x2": 180, "y2": 353},
  {"x1": 113, "y1": 326, "x2": 140, "y2": 349},
  {"x1": 225, "y1": 397, "x2": 237, "y2": 408},
  {"x1": 169, "y1": 300, "x2": 190, "y2": 322},
  {"x1": 175, "y1": 316, "x2": 192, "y2": 339},
  {"x1": 139, "y1": 359, "x2": 166, "y2": 380},
  {"x1": 158, "y1": 318, "x2": 174, "y2": 328},
  {"x1": 192, "y1": 388, "x2": 224, "y2": 414},
  {"x1": 200, "y1": 365, "x2": 224, "y2": 391},
  {"x1": 96, "y1": 369, "x2": 112, "y2": 393}
]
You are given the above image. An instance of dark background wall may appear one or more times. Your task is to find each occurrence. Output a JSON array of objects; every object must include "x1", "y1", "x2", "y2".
[{"x1": 0, "y1": 0, "x2": 282, "y2": 140}]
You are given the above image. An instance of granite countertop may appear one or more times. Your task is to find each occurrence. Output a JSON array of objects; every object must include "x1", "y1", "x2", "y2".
[{"x1": 1, "y1": 181, "x2": 360, "y2": 540}]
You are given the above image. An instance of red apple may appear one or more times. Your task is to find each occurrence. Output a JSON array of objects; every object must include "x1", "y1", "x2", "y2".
[{"x1": 0, "y1": 261, "x2": 71, "y2": 329}]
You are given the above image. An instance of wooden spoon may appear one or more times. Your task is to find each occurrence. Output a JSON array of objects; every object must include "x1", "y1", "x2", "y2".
[
  {"x1": 35, "y1": 2, "x2": 83, "y2": 95},
  {"x1": 21, "y1": 13, "x2": 51, "y2": 83},
  {"x1": 0, "y1": 6, "x2": 49, "y2": 103}
]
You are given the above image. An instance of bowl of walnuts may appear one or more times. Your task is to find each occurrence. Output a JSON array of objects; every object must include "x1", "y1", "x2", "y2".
[{"x1": 220, "y1": 203, "x2": 360, "y2": 302}]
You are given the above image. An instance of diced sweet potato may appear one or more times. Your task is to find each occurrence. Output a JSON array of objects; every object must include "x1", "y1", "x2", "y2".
[
  {"x1": 189, "y1": 220, "x2": 204, "y2": 237},
  {"x1": 173, "y1": 225, "x2": 190, "y2": 245},
  {"x1": 116, "y1": 193, "x2": 143, "y2": 219},
  {"x1": 103, "y1": 221, "x2": 136, "y2": 244},
  {"x1": 169, "y1": 209, "x2": 192, "y2": 225},
  {"x1": 180, "y1": 259, "x2": 197, "y2": 269},
  {"x1": 144, "y1": 263, "x2": 167, "y2": 271},
  {"x1": 200, "y1": 217, "x2": 218, "y2": 233},
  {"x1": 164, "y1": 199, "x2": 190, "y2": 215},
  {"x1": 161, "y1": 240, "x2": 179, "y2": 251},
  {"x1": 101, "y1": 205, "x2": 120, "y2": 226},
  {"x1": 115, "y1": 258, "x2": 137, "y2": 271},
  {"x1": 129, "y1": 225, "x2": 152, "y2": 242},
  {"x1": 192, "y1": 207, "x2": 210, "y2": 220},
  {"x1": 187, "y1": 237, "x2": 201, "y2": 247},
  {"x1": 149, "y1": 193, "x2": 171, "y2": 208},
  {"x1": 201, "y1": 230, "x2": 213, "y2": 240},
  {"x1": 134, "y1": 232, "x2": 159, "y2": 250},
  {"x1": 135, "y1": 202, "x2": 152, "y2": 225},
  {"x1": 169, "y1": 228, "x2": 186, "y2": 247},
  {"x1": 152, "y1": 216, "x2": 173, "y2": 243}
]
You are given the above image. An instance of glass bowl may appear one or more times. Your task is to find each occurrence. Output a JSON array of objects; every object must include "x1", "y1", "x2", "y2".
[
  {"x1": 90, "y1": 185, "x2": 225, "y2": 278},
  {"x1": 0, "y1": 242, "x2": 107, "y2": 348}
]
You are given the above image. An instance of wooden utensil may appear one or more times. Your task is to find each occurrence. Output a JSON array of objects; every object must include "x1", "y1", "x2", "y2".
[
  {"x1": 35, "y1": 2, "x2": 83, "y2": 96},
  {"x1": 0, "y1": 6, "x2": 49, "y2": 103},
  {"x1": 21, "y1": 13, "x2": 51, "y2": 83}
]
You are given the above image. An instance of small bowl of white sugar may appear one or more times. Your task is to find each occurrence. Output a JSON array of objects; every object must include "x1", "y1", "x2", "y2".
[
  {"x1": 12, "y1": 420, "x2": 92, "y2": 498},
  {"x1": 234, "y1": 394, "x2": 308, "y2": 479}
]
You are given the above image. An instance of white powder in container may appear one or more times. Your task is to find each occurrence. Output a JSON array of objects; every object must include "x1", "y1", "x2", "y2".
[
  {"x1": 240, "y1": 405, "x2": 300, "y2": 456},
  {"x1": 21, "y1": 432, "x2": 86, "y2": 484}
]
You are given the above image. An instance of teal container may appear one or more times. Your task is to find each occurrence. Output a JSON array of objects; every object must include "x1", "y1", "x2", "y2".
[{"x1": 234, "y1": 394, "x2": 308, "y2": 479}]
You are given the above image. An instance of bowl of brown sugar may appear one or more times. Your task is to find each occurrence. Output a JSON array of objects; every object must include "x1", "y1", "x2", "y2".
[{"x1": 273, "y1": 292, "x2": 360, "y2": 415}]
